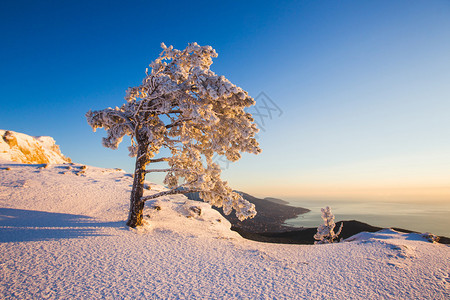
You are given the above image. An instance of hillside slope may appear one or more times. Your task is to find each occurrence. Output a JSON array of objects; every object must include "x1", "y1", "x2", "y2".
[
  {"x1": 0, "y1": 161, "x2": 448, "y2": 299},
  {"x1": 185, "y1": 191, "x2": 310, "y2": 232}
]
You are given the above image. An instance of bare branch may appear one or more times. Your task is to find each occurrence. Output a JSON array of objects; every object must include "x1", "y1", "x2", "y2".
[
  {"x1": 141, "y1": 188, "x2": 201, "y2": 202},
  {"x1": 144, "y1": 168, "x2": 181, "y2": 174},
  {"x1": 149, "y1": 157, "x2": 169, "y2": 163}
]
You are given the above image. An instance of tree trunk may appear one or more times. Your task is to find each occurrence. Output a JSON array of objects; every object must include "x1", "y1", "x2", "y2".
[{"x1": 126, "y1": 143, "x2": 149, "y2": 227}]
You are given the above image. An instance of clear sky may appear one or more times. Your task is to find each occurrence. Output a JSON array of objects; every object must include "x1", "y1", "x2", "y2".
[{"x1": 1, "y1": 0, "x2": 449, "y2": 201}]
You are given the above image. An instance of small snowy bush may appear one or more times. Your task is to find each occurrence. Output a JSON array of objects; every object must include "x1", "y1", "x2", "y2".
[{"x1": 314, "y1": 206, "x2": 343, "y2": 244}]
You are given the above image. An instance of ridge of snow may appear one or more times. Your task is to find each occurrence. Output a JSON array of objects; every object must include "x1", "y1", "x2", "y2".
[
  {"x1": 0, "y1": 129, "x2": 71, "y2": 164},
  {"x1": 0, "y1": 162, "x2": 448, "y2": 299},
  {"x1": 346, "y1": 228, "x2": 436, "y2": 243}
]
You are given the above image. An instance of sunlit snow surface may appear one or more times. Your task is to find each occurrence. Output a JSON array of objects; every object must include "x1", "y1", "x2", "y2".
[{"x1": 0, "y1": 161, "x2": 449, "y2": 299}]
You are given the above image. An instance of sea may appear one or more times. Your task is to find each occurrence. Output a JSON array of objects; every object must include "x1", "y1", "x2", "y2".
[{"x1": 284, "y1": 198, "x2": 450, "y2": 237}]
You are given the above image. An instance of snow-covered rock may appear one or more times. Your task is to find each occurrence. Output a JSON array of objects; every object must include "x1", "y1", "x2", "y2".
[
  {"x1": 346, "y1": 228, "x2": 439, "y2": 244},
  {"x1": 0, "y1": 130, "x2": 70, "y2": 164}
]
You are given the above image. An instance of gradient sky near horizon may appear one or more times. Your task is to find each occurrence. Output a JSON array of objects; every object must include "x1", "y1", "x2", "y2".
[{"x1": 1, "y1": 0, "x2": 449, "y2": 201}]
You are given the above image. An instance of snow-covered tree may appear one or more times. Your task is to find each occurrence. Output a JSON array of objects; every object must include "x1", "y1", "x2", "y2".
[
  {"x1": 86, "y1": 43, "x2": 261, "y2": 227},
  {"x1": 314, "y1": 206, "x2": 343, "y2": 244}
]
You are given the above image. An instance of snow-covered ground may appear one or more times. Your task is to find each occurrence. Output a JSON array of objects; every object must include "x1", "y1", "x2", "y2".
[{"x1": 0, "y1": 161, "x2": 449, "y2": 299}]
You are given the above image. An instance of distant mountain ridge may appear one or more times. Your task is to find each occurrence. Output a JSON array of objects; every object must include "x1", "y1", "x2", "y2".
[
  {"x1": 0, "y1": 130, "x2": 71, "y2": 164},
  {"x1": 184, "y1": 191, "x2": 310, "y2": 232},
  {"x1": 264, "y1": 197, "x2": 289, "y2": 205}
]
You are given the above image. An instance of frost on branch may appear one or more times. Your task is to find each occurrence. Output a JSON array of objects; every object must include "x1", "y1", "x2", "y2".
[
  {"x1": 314, "y1": 206, "x2": 343, "y2": 244},
  {"x1": 86, "y1": 43, "x2": 261, "y2": 226}
]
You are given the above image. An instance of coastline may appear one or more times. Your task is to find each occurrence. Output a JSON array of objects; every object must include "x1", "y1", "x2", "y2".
[
  {"x1": 185, "y1": 191, "x2": 310, "y2": 232},
  {"x1": 284, "y1": 198, "x2": 450, "y2": 237},
  {"x1": 233, "y1": 221, "x2": 450, "y2": 245},
  {"x1": 185, "y1": 192, "x2": 450, "y2": 245}
]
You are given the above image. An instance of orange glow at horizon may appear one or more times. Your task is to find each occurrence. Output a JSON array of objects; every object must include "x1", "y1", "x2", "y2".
[{"x1": 243, "y1": 182, "x2": 450, "y2": 202}]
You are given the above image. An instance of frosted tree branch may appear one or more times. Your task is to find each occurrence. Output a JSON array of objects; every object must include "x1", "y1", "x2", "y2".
[{"x1": 141, "y1": 188, "x2": 201, "y2": 202}]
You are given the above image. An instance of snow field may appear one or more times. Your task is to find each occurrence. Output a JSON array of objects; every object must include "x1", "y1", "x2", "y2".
[{"x1": 0, "y1": 162, "x2": 449, "y2": 299}]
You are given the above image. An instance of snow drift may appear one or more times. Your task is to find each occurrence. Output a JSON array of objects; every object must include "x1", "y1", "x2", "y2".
[{"x1": 0, "y1": 130, "x2": 70, "y2": 164}]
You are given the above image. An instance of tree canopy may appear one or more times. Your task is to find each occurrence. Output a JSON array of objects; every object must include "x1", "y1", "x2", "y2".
[{"x1": 87, "y1": 43, "x2": 261, "y2": 226}]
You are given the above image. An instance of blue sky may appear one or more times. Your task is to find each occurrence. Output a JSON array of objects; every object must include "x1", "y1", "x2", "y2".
[{"x1": 1, "y1": 0, "x2": 449, "y2": 200}]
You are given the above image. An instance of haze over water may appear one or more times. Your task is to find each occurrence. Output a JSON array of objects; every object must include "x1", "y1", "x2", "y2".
[{"x1": 285, "y1": 198, "x2": 450, "y2": 237}]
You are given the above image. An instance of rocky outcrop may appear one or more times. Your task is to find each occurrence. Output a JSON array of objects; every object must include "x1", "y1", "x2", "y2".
[{"x1": 0, "y1": 130, "x2": 71, "y2": 164}]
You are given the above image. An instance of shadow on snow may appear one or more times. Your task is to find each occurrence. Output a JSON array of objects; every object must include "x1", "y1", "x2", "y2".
[{"x1": 0, "y1": 208, "x2": 124, "y2": 243}]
